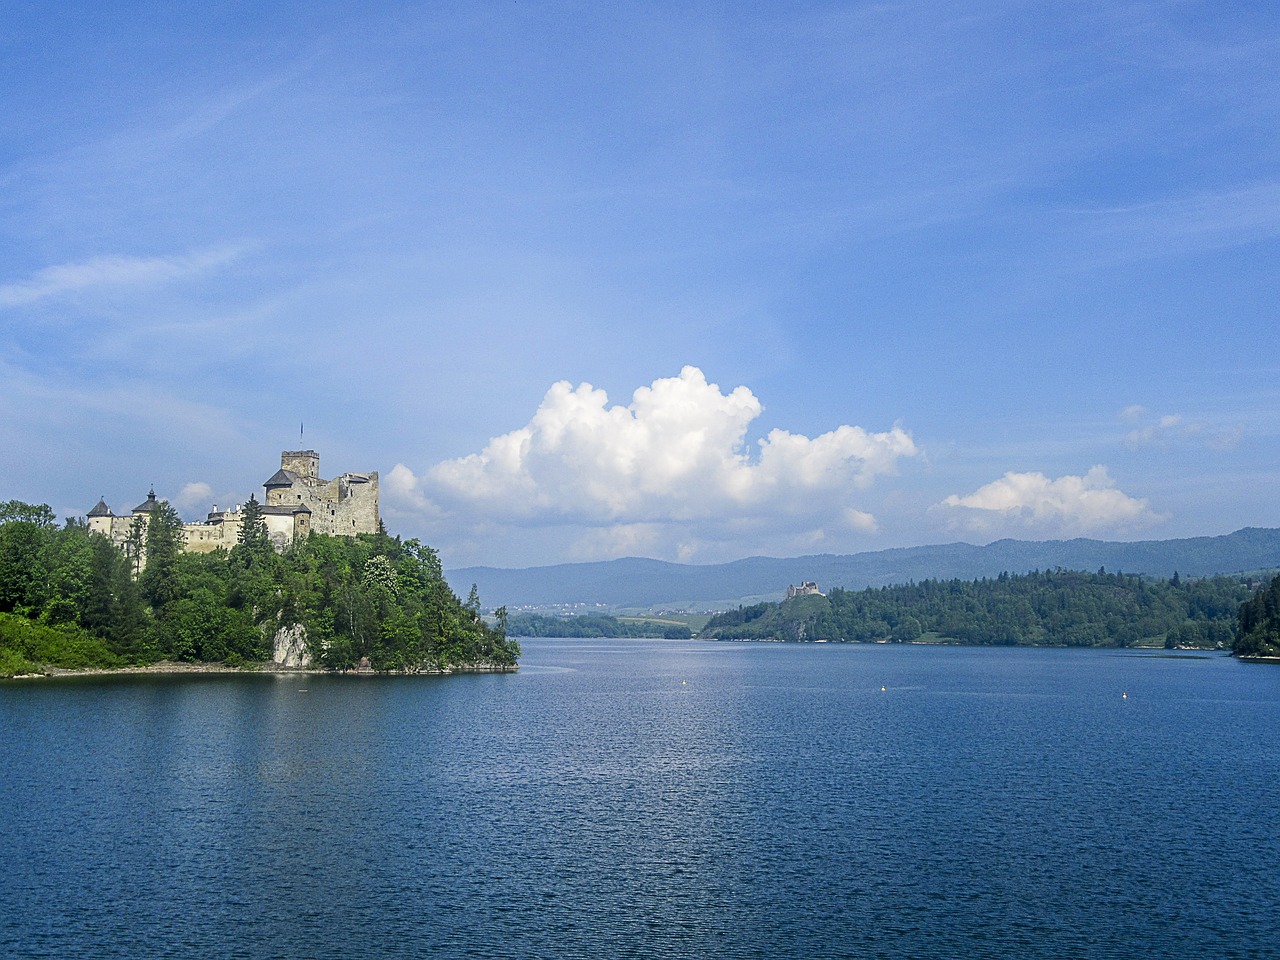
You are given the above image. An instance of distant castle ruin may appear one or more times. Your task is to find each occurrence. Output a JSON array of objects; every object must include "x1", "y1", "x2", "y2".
[
  {"x1": 785, "y1": 581, "x2": 824, "y2": 600},
  {"x1": 88, "y1": 449, "x2": 379, "y2": 561}
]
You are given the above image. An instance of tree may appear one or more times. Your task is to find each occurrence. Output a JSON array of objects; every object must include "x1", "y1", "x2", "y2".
[
  {"x1": 235, "y1": 494, "x2": 272, "y2": 561},
  {"x1": 892, "y1": 615, "x2": 923, "y2": 644},
  {"x1": 139, "y1": 500, "x2": 185, "y2": 609},
  {"x1": 0, "y1": 500, "x2": 57, "y2": 527},
  {"x1": 125, "y1": 515, "x2": 146, "y2": 578},
  {"x1": 362, "y1": 554, "x2": 399, "y2": 597},
  {"x1": 0, "y1": 517, "x2": 51, "y2": 616},
  {"x1": 1236, "y1": 575, "x2": 1280, "y2": 657}
]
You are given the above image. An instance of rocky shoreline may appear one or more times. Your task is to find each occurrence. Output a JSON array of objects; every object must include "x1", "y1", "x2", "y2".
[{"x1": 8, "y1": 660, "x2": 518, "y2": 680}]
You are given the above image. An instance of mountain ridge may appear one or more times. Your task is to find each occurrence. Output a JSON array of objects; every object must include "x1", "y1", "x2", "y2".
[{"x1": 444, "y1": 527, "x2": 1280, "y2": 610}]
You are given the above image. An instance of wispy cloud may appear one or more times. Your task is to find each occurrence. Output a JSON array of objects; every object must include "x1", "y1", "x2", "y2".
[
  {"x1": 0, "y1": 246, "x2": 245, "y2": 308},
  {"x1": 1120, "y1": 407, "x2": 1244, "y2": 452},
  {"x1": 1070, "y1": 181, "x2": 1280, "y2": 267}
]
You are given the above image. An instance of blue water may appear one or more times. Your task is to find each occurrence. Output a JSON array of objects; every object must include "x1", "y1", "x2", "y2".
[{"x1": 2, "y1": 640, "x2": 1278, "y2": 959}]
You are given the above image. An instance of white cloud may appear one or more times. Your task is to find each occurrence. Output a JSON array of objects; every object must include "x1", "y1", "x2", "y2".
[
  {"x1": 388, "y1": 366, "x2": 918, "y2": 561},
  {"x1": 0, "y1": 246, "x2": 244, "y2": 308},
  {"x1": 937, "y1": 466, "x2": 1164, "y2": 537},
  {"x1": 176, "y1": 482, "x2": 214, "y2": 511}
]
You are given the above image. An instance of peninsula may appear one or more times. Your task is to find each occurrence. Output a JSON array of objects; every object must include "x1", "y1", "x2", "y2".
[{"x1": 0, "y1": 450, "x2": 519, "y2": 678}]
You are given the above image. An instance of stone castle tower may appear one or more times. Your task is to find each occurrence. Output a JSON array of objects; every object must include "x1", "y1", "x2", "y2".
[{"x1": 263, "y1": 450, "x2": 379, "y2": 538}]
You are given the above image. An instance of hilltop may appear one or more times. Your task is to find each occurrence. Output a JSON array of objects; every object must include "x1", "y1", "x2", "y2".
[{"x1": 446, "y1": 527, "x2": 1280, "y2": 611}]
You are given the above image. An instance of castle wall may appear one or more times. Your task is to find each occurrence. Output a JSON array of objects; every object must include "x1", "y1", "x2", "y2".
[
  {"x1": 183, "y1": 518, "x2": 238, "y2": 554},
  {"x1": 305, "y1": 472, "x2": 379, "y2": 537},
  {"x1": 263, "y1": 512, "x2": 296, "y2": 550}
]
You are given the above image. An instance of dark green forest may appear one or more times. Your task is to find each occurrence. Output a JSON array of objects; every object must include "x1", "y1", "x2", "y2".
[
  {"x1": 702, "y1": 568, "x2": 1262, "y2": 649},
  {"x1": 1235, "y1": 573, "x2": 1280, "y2": 657},
  {"x1": 507, "y1": 612, "x2": 692, "y2": 639},
  {"x1": 0, "y1": 498, "x2": 518, "y2": 676}
]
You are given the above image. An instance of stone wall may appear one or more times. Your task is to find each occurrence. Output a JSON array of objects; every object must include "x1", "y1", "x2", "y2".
[{"x1": 305, "y1": 472, "x2": 380, "y2": 537}]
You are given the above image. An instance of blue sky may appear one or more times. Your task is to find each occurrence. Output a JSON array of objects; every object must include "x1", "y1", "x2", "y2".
[{"x1": 2, "y1": 1, "x2": 1278, "y2": 567}]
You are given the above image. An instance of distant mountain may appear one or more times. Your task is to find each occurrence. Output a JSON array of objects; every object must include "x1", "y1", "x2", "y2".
[{"x1": 445, "y1": 527, "x2": 1280, "y2": 611}]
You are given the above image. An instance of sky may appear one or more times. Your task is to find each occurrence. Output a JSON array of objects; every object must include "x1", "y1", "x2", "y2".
[{"x1": 2, "y1": 1, "x2": 1278, "y2": 568}]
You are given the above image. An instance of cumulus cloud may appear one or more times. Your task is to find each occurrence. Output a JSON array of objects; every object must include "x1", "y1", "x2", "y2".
[
  {"x1": 388, "y1": 366, "x2": 918, "y2": 560},
  {"x1": 936, "y1": 466, "x2": 1164, "y2": 537},
  {"x1": 0, "y1": 246, "x2": 244, "y2": 308}
]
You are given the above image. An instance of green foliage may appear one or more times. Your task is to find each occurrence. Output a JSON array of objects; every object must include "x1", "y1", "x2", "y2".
[
  {"x1": 0, "y1": 500, "x2": 56, "y2": 527},
  {"x1": 0, "y1": 644, "x2": 39, "y2": 678},
  {"x1": 1235, "y1": 574, "x2": 1280, "y2": 657},
  {"x1": 0, "y1": 611, "x2": 122, "y2": 674},
  {"x1": 0, "y1": 499, "x2": 518, "y2": 674},
  {"x1": 702, "y1": 569, "x2": 1254, "y2": 648}
]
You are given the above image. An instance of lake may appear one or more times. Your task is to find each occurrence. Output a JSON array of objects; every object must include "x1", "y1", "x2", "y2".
[{"x1": 2, "y1": 640, "x2": 1278, "y2": 959}]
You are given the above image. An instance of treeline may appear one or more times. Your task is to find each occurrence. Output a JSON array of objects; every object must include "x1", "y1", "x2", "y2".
[
  {"x1": 0, "y1": 498, "x2": 518, "y2": 676},
  {"x1": 701, "y1": 568, "x2": 1258, "y2": 648},
  {"x1": 507, "y1": 612, "x2": 692, "y2": 639},
  {"x1": 1236, "y1": 574, "x2": 1280, "y2": 657}
]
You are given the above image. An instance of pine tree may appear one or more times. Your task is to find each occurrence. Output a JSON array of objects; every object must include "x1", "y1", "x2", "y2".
[
  {"x1": 235, "y1": 495, "x2": 272, "y2": 561},
  {"x1": 139, "y1": 500, "x2": 185, "y2": 609}
]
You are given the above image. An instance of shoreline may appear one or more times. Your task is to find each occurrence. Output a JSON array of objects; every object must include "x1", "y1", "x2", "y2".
[{"x1": 6, "y1": 660, "x2": 518, "y2": 680}]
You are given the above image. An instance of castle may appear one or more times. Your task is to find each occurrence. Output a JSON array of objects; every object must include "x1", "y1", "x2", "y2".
[
  {"x1": 785, "y1": 581, "x2": 824, "y2": 600},
  {"x1": 88, "y1": 450, "x2": 379, "y2": 560}
]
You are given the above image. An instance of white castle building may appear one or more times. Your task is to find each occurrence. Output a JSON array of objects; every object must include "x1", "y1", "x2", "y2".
[{"x1": 88, "y1": 449, "x2": 379, "y2": 558}]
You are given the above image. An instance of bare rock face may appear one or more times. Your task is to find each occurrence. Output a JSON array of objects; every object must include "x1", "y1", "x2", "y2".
[{"x1": 273, "y1": 623, "x2": 311, "y2": 668}]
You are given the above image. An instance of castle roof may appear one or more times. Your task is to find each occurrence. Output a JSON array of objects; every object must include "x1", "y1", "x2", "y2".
[
  {"x1": 264, "y1": 468, "x2": 297, "y2": 488},
  {"x1": 261, "y1": 503, "x2": 311, "y2": 515},
  {"x1": 88, "y1": 499, "x2": 114, "y2": 518},
  {"x1": 132, "y1": 490, "x2": 158, "y2": 513}
]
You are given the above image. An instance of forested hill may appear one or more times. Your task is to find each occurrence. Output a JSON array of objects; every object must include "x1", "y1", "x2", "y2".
[
  {"x1": 507, "y1": 613, "x2": 692, "y2": 639},
  {"x1": 0, "y1": 499, "x2": 518, "y2": 677},
  {"x1": 446, "y1": 528, "x2": 1280, "y2": 610},
  {"x1": 700, "y1": 570, "x2": 1254, "y2": 648}
]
